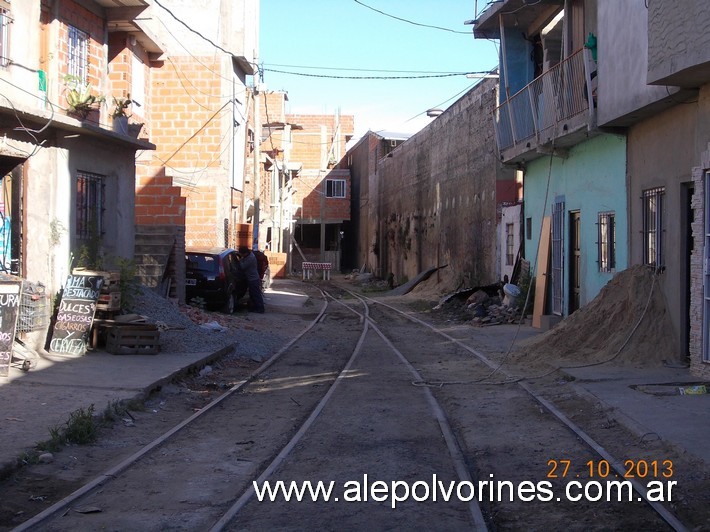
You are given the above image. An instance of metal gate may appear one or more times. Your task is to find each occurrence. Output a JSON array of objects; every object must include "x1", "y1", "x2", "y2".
[
  {"x1": 551, "y1": 197, "x2": 565, "y2": 316},
  {"x1": 704, "y1": 174, "x2": 710, "y2": 362}
]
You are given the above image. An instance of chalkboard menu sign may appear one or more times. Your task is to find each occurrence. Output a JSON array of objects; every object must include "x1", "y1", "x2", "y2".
[
  {"x1": 49, "y1": 273, "x2": 104, "y2": 356},
  {"x1": 0, "y1": 279, "x2": 21, "y2": 377}
]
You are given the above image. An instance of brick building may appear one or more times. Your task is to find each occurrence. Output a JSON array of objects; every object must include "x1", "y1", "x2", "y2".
[
  {"x1": 136, "y1": 0, "x2": 259, "y2": 301},
  {"x1": 259, "y1": 91, "x2": 354, "y2": 273}
]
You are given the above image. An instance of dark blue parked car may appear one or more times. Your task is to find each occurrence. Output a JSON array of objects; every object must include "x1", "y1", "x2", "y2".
[{"x1": 185, "y1": 247, "x2": 241, "y2": 313}]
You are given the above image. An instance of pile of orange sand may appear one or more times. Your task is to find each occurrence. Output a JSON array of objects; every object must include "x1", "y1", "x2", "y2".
[{"x1": 515, "y1": 264, "x2": 677, "y2": 367}]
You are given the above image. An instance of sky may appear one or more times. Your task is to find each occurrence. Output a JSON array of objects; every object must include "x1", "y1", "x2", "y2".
[{"x1": 258, "y1": 0, "x2": 500, "y2": 142}]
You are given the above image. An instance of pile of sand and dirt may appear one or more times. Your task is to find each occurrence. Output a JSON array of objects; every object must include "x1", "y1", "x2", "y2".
[{"x1": 515, "y1": 264, "x2": 678, "y2": 368}]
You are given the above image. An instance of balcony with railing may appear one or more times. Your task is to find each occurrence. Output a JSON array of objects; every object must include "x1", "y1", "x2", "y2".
[{"x1": 494, "y1": 48, "x2": 597, "y2": 164}]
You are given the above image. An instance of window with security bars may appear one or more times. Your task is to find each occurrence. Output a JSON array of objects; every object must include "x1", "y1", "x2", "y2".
[
  {"x1": 505, "y1": 223, "x2": 515, "y2": 266},
  {"x1": 67, "y1": 26, "x2": 88, "y2": 84},
  {"x1": 597, "y1": 212, "x2": 615, "y2": 272},
  {"x1": 0, "y1": 5, "x2": 10, "y2": 68},
  {"x1": 326, "y1": 179, "x2": 346, "y2": 198},
  {"x1": 642, "y1": 187, "x2": 664, "y2": 268},
  {"x1": 76, "y1": 172, "x2": 105, "y2": 239}
]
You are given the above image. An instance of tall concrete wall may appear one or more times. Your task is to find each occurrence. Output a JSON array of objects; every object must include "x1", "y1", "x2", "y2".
[
  {"x1": 348, "y1": 132, "x2": 382, "y2": 272},
  {"x1": 375, "y1": 79, "x2": 503, "y2": 290}
]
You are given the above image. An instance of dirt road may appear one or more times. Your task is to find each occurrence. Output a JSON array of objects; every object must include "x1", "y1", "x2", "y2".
[{"x1": 2, "y1": 281, "x2": 708, "y2": 530}]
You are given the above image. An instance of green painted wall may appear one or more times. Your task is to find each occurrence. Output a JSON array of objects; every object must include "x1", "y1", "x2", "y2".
[{"x1": 523, "y1": 133, "x2": 627, "y2": 314}]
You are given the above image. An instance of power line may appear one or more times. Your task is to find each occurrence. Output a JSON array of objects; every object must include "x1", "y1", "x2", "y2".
[
  {"x1": 263, "y1": 68, "x2": 487, "y2": 80},
  {"x1": 264, "y1": 63, "x2": 474, "y2": 75},
  {"x1": 153, "y1": 14, "x2": 237, "y2": 88},
  {"x1": 353, "y1": 0, "x2": 471, "y2": 34}
]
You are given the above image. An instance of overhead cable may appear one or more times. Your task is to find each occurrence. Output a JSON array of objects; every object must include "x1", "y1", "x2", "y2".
[
  {"x1": 264, "y1": 63, "x2": 474, "y2": 75},
  {"x1": 353, "y1": 0, "x2": 471, "y2": 34},
  {"x1": 263, "y1": 68, "x2": 487, "y2": 80},
  {"x1": 153, "y1": 0, "x2": 258, "y2": 69}
]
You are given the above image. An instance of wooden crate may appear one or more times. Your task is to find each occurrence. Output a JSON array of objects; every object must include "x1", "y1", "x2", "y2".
[
  {"x1": 96, "y1": 291, "x2": 121, "y2": 312},
  {"x1": 105, "y1": 324, "x2": 160, "y2": 355}
]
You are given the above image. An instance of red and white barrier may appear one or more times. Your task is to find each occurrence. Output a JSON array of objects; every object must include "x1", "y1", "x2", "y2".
[{"x1": 302, "y1": 262, "x2": 332, "y2": 280}]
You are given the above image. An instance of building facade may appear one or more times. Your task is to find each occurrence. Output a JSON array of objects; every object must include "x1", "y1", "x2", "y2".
[
  {"x1": 474, "y1": 0, "x2": 710, "y2": 375},
  {"x1": 258, "y1": 90, "x2": 354, "y2": 273},
  {"x1": 0, "y1": 0, "x2": 156, "y2": 349},
  {"x1": 474, "y1": 0, "x2": 629, "y2": 318}
]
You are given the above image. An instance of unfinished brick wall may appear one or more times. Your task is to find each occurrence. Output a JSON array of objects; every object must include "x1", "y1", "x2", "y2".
[
  {"x1": 141, "y1": 56, "x2": 233, "y2": 246},
  {"x1": 296, "y1": 169, "x2": 351, "y2": 222},
  {"x1": 108, "y1": 33, "x2": 130, "y2": 100},
  {"x1": 287, "y1": 114, "x2": 354, "y2": 170},
  {"x1": 262, "y1": 92, "x2": 287, "y2": 123},
  {"x1": 135, "y1": 166, "x2": 186, "y2": 226}
]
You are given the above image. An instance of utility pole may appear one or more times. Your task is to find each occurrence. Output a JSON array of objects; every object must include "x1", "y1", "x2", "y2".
[{"x1": 252, "y1": 58, "x2": 261, "y2": 250}]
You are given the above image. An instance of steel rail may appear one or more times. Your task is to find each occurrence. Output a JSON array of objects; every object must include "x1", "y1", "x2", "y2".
[
  {"x1": 13, "y1": 292, "x2": 332, "y2": 532},
  {"x1": 321, "y1": 293, "x2": 489, "y2": 531},
  {"x1": 210, "y1": 291, "x2": 370, "y2": 530},
  {"x1": 348, "y1": 289, "x2": 688, "y2": 532}
]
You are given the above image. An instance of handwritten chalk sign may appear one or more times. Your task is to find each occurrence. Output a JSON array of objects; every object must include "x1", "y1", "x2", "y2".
[
  {"x1": 49, "y1": 273, "x2": 104, "y2": 356},
  {"x1": 0, "y1": 280, "x2": 22, "y2": 377}
]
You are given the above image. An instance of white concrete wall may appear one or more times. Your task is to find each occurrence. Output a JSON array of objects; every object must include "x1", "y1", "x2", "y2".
[
  {"x1": 500, "y1": 204, "x2": 522, "y2": 283},
  {"x1": 145, "y1": 0, "x2": 257, "y2": 62},
  {"x1": 0, "y1": 1, "x2": 45, "y2": 110}
]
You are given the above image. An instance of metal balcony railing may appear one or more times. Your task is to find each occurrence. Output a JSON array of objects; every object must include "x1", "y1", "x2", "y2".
[{"x1": 494, "y1": 48, "x2": 594, "y2": 153}]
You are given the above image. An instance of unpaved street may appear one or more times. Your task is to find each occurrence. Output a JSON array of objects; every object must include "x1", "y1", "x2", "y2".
[{"x1": 2, "y1": 280, "x2": 709, "y2": 531}]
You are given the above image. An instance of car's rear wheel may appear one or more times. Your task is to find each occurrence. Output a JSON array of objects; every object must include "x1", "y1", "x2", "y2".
[{"x1": 223, "y1": 291, "x2": 236, "y2": 314}]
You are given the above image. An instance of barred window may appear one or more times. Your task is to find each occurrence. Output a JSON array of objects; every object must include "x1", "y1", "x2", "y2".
[
  {"x1": 326, "y1": 179, "x2": 346, "y2": 198},
  {"x1": 67, "y1": 26, "x2": 88, "y2": 84},
  {"x1": 642, "y1": 187, "x2": 664, "y2": 267},
  {"x1": 597, "y1": 211, "x2": 615, "y2": 272},
  {"x1": 0, "y1": 5, "x2": 10, "y2": 68},
  {"x1": 76, "y1": 171, "x2": 105, "y2": 239},
  {"x1": 505, "y1": 223, "x2": 515, "y2": 266}
]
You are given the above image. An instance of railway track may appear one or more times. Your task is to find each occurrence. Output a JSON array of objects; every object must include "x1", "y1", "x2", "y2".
[
  {"x1": 347, "y1": 288, "x2": 690, "y2": 531},
  {"x1": 13, "y1": 284, "x2": 700, "y2": 530},
  {"x1": 13, "y1": 290, "x2": 484, "y2": 530}
]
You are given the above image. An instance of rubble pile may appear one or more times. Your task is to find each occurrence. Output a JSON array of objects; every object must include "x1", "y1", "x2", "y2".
[
  {"x1": 128, "y1": 286, "x2": 286, "y2": 361},
  {"x1": 344, "y1": 270, "x2": 390, "y2": 291},
  {"x1": 471, "y1": 303, "x2": 523, "y2": 326},
  {"x1": 464, "y1": 286, "x2": 525, "y2": 326}
]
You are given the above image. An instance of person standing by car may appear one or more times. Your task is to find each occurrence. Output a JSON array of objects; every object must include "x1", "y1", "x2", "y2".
[{"x1": 238, "y1": 246, "x2": 265, "y2": 313}]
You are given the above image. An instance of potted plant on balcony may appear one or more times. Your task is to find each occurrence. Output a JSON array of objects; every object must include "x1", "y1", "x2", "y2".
[
  {"x1": 111, "y1": 94, "x2": 133, "y2": 135},
  {"x1": 110, "y1": 94, "x2": 143, "y2": 137},
  {"x1": 64, "y1": 75, "x2": 103, "y2": 121}
]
